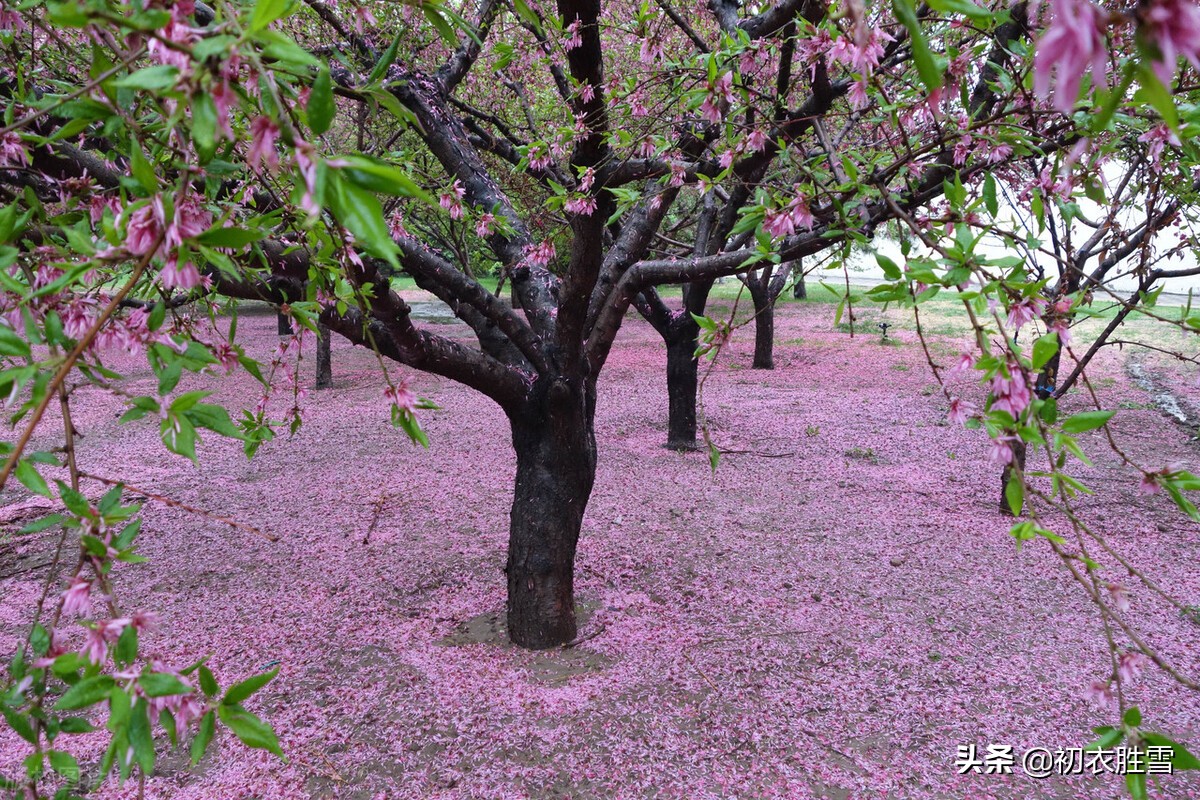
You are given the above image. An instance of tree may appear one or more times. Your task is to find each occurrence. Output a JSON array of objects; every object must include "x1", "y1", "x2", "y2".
[
  {"x1": 0, "y1": 0, "x2": 1115, "y2": 651},
  {"x1": 8, "y1": 0, "x2": 1200, "y2": 794}
]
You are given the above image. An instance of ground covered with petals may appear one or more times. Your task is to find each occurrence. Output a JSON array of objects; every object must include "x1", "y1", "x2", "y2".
[{"x1": 2, "y1": 296, "x2": 1200, "y2": 799}]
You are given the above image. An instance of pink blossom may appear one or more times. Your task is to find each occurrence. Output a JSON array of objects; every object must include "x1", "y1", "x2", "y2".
[
  {"x1": 81, "y1": 627, "x2": 108, "y2": 665},
  {"x1": 744, "y1": 129, "x2": 768, "y2": 152},
  {"x1": 148, "y1": 11, "x2": 196, "y2": 71},
  {"x1": 1033, "y1": 0, "x2": 1108, "y2": 113},
  {"x1": 986, "y1": 436, "x2": 1016, "y2": 466},
  {"x1": 1084, "y1": 679, "x2": 1114, "y2": 708},
  {"x1": 439, "y1": 179, "x2": 465, "y2": 220},
  {"x1": 1006, "y1": 295, "x2": 1046, "y2": 330},
  {"x1": 248, "y1": 117, "x2": 281, "y2": 172},
  {"x1": 385, "y1": 381, "x2": 418, "y2": 414},
  {"x1": 1143, "y1": 0, "x2": 1200, "y2": 83},
  {"x1": 699, "y1": 97, "x2": 723, "y2": 124},
  {"x1": 89, "y1": 195, "x2": 120, "y2": 225},
  {"x1": 166, "y1": 192, "x2": 212, "y2": 248},
  {"x1": 990, "y1": 367, "x2": 1032, "y2": 417},
  {"x1": 160, "y1": 256, "x2": 202, "y2": 291},
  {"x1": 1106, "y1": 582, "x2": 1130, "y2": 612},
  {"x1": 947, "y1": 396, "x2": 975, "y2": 426},
  {"x1": 475, "y1": 212, "x2": 496, "y2": 238},
  {"x1": 352, "y1": 3, "x2": 378, "y2": 33},
  {"x1": 565, "y1": 196, "x2": 597, "y2": 216},
  {"x1": 0, "y1": 131, "x2": 27, "y2": 167},
  {"x1": 639, "y1": 35, "x2": 664, "y2": 64},
  {"x1": 848, "y1": 78, "x2": 870, "y2": 110},
  {"x1": 61, "y1": 576, "x2": 92, "y2": 617},
  {"x1": 578, "y1": 167, "x2": 596, "y2": 192},
  {"x1": 1117, "y1": 651, "x2": 1148, "y2": 686},
  {"x1": 578, "y1": 83, "x2": 596, "y2": 103},
  {"x1": 1139, "y1": 124, "x2": 1180, "y2": 166},
  {"x1": 211, "y1": 81, "x2": 236, "y2": 142},
  {"x1": 389, "y1": 211, "x2": 409, "y2": 240},
  {"x1": 563, "y1": 19, "x2": 583, "y2": 51},
  {"x1": 1138, "y1": 472, "x2": 1162, "y2": 495},
  {"x1": 950, "y1": 352, "x2": 977, "y2": 378},
  {"x1": 762, "y1": 208, "x2": 795, "y2": 240},
  {"x1": 123, "y1": 197, "x2": 165, "y2": 256},
  {"x1": 526, "y1": 240, "x2": 556, "y2": 268}
]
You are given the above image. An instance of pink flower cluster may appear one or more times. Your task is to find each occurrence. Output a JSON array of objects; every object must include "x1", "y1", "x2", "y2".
[{"x1": 762, "y1": 193, "x2": 814, "y2": 240}]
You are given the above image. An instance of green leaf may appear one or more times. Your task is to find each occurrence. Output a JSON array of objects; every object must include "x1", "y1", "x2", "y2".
[
  {"x1": 217, "y1": 705, "x2": 284, "y2": 758},
  {"x1": 892, "y1": 0, "x2": 944, "y2": 93},
  {"x1": 54, "y1": 676, "x2": 116, "y2": 710},
  {"x1": 368, "y1": 33, "x2": 402, "y2": 83},
  {"x1": 222, "y1": 666, "x2": 278, "y2": 706},
  {"x1": 1061, "y1": 410, "x2": 1114, "y2": 434},
  {"x1": 114, "y1": 65, "x2": 179, "y2": 90},
  {"x1": 140, "y1": 672, "x2": 193, "y2": 698},
  {"x1": 329, "y1": 176, "x2": 398, "y2": 266},
  {"x1": 925, "y1": 0, "x2": 993, "y2": 20},
  {"x1": 249, "y1": 0, "x2": 290, "y2": 31},
  {"x1": 1142, "y1": 733, "x2": 1200, "y2": 770},
  {"x1": 191, "y1": 94, "x2": 218, "y2": 163},
  {"x1": 339, "y1": 156, "x2": 436, "y2": 205},
  {"x1": 1126, "y1": 772, "x2": 1147, "y2": 800},
  {"x1": 47, "y1": 751, "x2": 79, "y2": 782},
  {"x1": 876, "y1": 254, "x2": 902, "y2": 280},
  {"x1": 0, "y1": 325, "x2": 30, "y2": 358},
  {"x1": 1123, "y1": 705, "x2": 1142, "y2": 727},
  {"x1": 1, "y1": 706, "x2": 37, "y2": 744},
  {"x1": 1005, "y1": 475, "x2": 1023, "y2": 516},
  {"x1": 191, "y1": 711, "x2": 216, "y2": 765},
  {"x1": 199, "y1": 665, "x2": 218, "y2": 697},
  {"x1": 129, "y1": 698, "x2": 154, "y2": 774},
  {"x1": 308, "y1": 67, "x2": 335, "y2": 136},
  {"x1": 15, "y1": 459, "x2": 51, "y2": 498},
  {"x1": 58, "y1": 717, "x2": 96, "y2": 734},
  {"x1": 1031, "y1": 333, "x2": 1058, "y2": 370},
  {"x1": 193, "y1": 227, "x2": 268, "y2": 248},
  {"x1": 983, "y1": 174, "x2": 998, "y2": 217}
]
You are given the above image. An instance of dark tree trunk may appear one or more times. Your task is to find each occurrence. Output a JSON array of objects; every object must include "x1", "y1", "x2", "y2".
[
  {"x1": 749, "y1": 282, "x2": 775, "y2": 369},
  {"x1": 506, "y1": 379, "x2": 597, "y2": 649},
  {"x1": 276, "y1": 311, "x2": 291, "y2": 335},
  {"x1": 315, "y1": 323, "x2": 332, "y2": 389},
  {"x1": 792, "y1": 274, "x2": 806, "y2": 299},
  {"x1": 665, "y1": 328, "x2": 698, "y2": 450}
]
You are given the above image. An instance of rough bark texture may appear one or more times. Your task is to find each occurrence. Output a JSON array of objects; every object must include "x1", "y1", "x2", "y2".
[
  {"x1": 749, "y1": 282, "x2": 775, "y2": 369},
  {"x1": 316, "y1": 323, "x2": 332, "y2": 389},
  {"x1": 276, "y1": 312, "x2": 291, "y2": 335},
  {"x1": 665, "y1": 329, "x2": 699, "y2": 450},
  {"x1": 505, "y1": 379, "x2": 598, "y2": 649}
]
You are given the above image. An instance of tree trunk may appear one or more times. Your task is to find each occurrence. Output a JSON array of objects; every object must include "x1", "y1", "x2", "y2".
[
  {"x1": 665, "y1": 328, "x2": 698, "y2": 450},
  {"x1": 276, "y1": 311, "x2": 291, "y2": 335},
  {"x1": 315, "y1": 323, "x2": 332, "y2": 389},
  {"x1": 792, "y1": 274, "x2": 807, "y2": 299},
  {"x1": 750, "y1": 283, "x2": 775, "y2": 370},
  {"x1": 506, "y1": 380, "x2": 597, "y2": 649}
]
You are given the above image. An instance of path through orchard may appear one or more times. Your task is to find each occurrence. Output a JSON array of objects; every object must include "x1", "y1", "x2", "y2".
[{"x1": 2, "y1": 297, "x2": 1199, "y2": 799}]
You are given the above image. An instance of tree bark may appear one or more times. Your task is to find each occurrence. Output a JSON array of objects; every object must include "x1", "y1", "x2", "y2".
[
  {"x1": 792, "y1": 274, "x2": 806, "y2": 299},
  {"x1": 276, "y1": 312, "x2": 291, "y2": 335},
  {"x1": 749, "y1": 281, "x2": 775, "y2": 369},
  {"x1": 315, "y1": 323, "x2": 332, "y2": 389},
  {"x1": 506, "y1": 378, "x2": 597, "y2": 649},
  {"x1": 665, "y1": 327, "x2": 699, "y2": 450}
]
